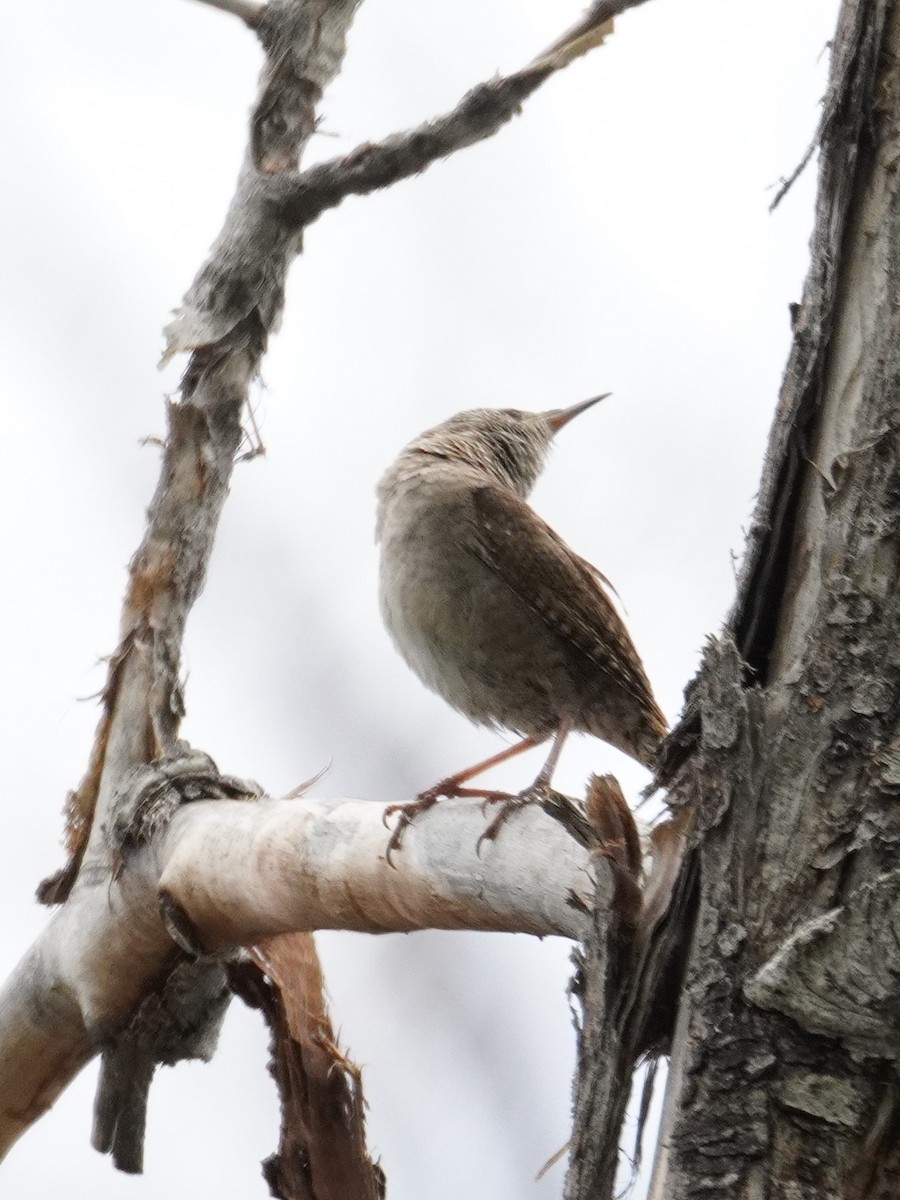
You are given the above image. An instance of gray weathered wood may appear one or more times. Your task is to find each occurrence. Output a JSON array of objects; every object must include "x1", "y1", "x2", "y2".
[{"x1": 567, "y1": 2, "x2": 900, "y2": 1196}]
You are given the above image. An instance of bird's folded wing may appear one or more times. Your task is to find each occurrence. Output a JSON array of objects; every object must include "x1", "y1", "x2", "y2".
[{"x1": 468, "y1": 484, "x2": 661, "y2": 718}]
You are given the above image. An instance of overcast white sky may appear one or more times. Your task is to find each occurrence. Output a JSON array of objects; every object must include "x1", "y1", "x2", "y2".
[{"x1": 1, "y1": 1, "x2": 838, "y2": 1197}]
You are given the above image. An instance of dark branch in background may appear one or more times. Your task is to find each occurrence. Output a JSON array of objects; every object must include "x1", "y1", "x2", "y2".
[
  {"x1": 271, "y1": 0, "x2": 655, "y2": 232},
  {"x1": 768, "y1": 133, "x2": 819, "y2": 213}
]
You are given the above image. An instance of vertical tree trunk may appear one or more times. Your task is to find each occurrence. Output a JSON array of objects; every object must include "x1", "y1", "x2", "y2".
[{"x1": 568, "y1": 1, "x2": 900, "y2": 1196}]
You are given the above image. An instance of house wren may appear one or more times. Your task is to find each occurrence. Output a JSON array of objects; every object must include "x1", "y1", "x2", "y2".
[{"x1": 376, "y1": 396, "x2": 666, "y2": 855}]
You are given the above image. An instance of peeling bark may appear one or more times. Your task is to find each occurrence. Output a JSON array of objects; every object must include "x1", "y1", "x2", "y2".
[
  {"x1": 0, "y1": 757, "x2": 618, "y2": 1163},
  {"x1": 232, "y1": 936, "x2": 385, "y2": 1200},
  {"x1": 568, "y1": 2, "x2": 900, "y2": 1197}
]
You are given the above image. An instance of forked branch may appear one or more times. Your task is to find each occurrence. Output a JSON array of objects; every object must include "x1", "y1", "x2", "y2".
[{"x1": 7, "y1": 0, "x2": 663, "y2": 1181}]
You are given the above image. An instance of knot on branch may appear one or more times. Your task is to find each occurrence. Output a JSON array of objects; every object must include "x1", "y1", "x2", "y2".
[
  {"x1": 93, "y1": 748, "x2": 262, "y2": 1172},
  {"x1": 106, "y1": 743, "x2": 263, "y2": 864}
]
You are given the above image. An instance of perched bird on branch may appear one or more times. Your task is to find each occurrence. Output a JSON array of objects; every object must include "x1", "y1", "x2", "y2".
[{"x1": 376, "y1": 396, "x2": 666, "y2": 856}]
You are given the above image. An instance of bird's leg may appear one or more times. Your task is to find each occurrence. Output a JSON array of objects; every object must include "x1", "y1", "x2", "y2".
[
  {"x1": 478, "y1": 717, "x2": 574, "y2": 849},
  {"x1": 383, "y1": 736, "x2": 543, "y2": 864}
]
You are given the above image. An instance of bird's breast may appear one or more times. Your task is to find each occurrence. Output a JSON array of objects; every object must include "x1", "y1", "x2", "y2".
[
  {"x1": 379, "y1": 490, "x2": 483, "y2": 717},
  {"x1": 377, "y1": 475, "x2": 562, "y2": 734}
]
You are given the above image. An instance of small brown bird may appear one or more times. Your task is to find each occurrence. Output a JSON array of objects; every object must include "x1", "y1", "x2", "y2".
[{"x1": 376, "y1": 396, "x2": 666, "y2": 854}]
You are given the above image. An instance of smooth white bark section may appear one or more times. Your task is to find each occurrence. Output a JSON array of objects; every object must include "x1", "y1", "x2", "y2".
[
  {"x1": 159, "y1": 797, "x2": 597, "y2": 947},
  {"x1": 0, "y1": 944, "x2": 92, "y2": 1157},
  {"x1": 0, "y1": 794, "x2": 602, "y2": 1157}
]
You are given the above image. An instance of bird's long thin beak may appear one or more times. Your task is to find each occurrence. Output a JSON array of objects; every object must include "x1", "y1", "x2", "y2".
[{"x1": 544, "y1": 393, "x2": 611, "y2": 434}]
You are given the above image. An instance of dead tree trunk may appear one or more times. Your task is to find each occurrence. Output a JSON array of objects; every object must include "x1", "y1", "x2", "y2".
[{"x1": 568, "y1": 1, "x2": 900, "y2": 1196}]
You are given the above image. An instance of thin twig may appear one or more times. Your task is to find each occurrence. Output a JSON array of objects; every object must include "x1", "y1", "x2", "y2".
[
  {"x1": 535, "y1": 0, "x2": 654, "y2": 67},
  {"x1": 187, "y1": 0, "x2": 265, "y2": 27},
  {"x1": 769, "y1": 131, "x2": 819, "y2": 212}
]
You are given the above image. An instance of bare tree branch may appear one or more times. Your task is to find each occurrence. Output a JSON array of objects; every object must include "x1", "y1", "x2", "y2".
[
  {"x1": 10, "y1": 0, "x2": 663, "y2": 1180},
  {"x1": 187, "y1": 0, "x2": 265, "y2": 26},
  {"x1": 233, "y1": 937, "x2": 384, "y2": 1200},
  {"x1": 271, "y1": 0, "x2": 654, "y2": 232},
  {"x1": 164, "y1": 0, "x2": 656, "y2": 360},
  {"x1": 536, "y1": 0, "x2": 654, "y2": 67},
  {"x1": 44, "y1": 0, "x2": 364, "y2": 900},
  {"x1": 0, "y1": 793, "x2": 612, "y2": 1161},
  {"x1": 159, "y1": 797, "x2": 599, "y2": 946},
  {"x1": 28, "y1": 0, "x2": 367, "y2": 1176}
]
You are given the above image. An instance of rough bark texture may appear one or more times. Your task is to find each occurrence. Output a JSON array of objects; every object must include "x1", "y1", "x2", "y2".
[
  {"x1": 6, "y1": 0, "x2": 892, "y2": 1188},
  {"x1": 231, "y1": 937, "x2": 385, "y2": 1200},
  {"x1": 567, "y1": 2, "x2": 900, "y2": 1197},
  {"x1": 565, "y1": 807, "x2": 695, "y2": 1197}
]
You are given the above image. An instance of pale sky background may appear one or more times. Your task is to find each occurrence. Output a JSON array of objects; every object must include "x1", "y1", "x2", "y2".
[{"x1": 2, "y1": 1, "x2": 838, "y2": 1197}]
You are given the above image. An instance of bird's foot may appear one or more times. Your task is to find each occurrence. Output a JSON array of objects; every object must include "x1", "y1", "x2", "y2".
[
  {"x1": 384, "y1": 794, "x2": 433, "y2": 865},
  {"x1": 476, "y1": 781, "x2": 551, "y2": 854},
  {"x1": 383, "y1": 784, "x2": 518, "y2": 865},
  {"x1": 383, "y1": 786, "x2": 451, "y2": 866}
]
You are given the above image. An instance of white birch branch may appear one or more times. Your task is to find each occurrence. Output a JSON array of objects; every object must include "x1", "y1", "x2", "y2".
[
  {"x1": 0, "y1": 796, "x2": 603, "y2": 1160},
  {"x1": 159, "y1": 797, "x2": 597, "y2": 946}
]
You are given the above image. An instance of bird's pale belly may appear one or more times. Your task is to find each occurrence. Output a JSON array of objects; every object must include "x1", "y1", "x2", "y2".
[{"x1": 380, "y1": 535, "x2": 579, "y2": 738}]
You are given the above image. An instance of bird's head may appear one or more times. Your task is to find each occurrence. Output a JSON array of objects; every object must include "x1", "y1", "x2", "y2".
[{"x1": 400, "y1": 394, "x2": 609, "y2": 497}]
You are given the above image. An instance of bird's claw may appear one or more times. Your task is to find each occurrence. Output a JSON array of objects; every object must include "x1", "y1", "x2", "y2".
[
  {"x1": 476, "y1": 788, "x2": 515, "y2": 817},
  {"x1": 476, "y1": 783, "x2": 549, "y2": 854},
  {"x1": 383, "y1": 791, "x2": 442, "y2": 866},
  {"x1": 384, "y1": 782, "x2": 543, "y2": 864}
]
